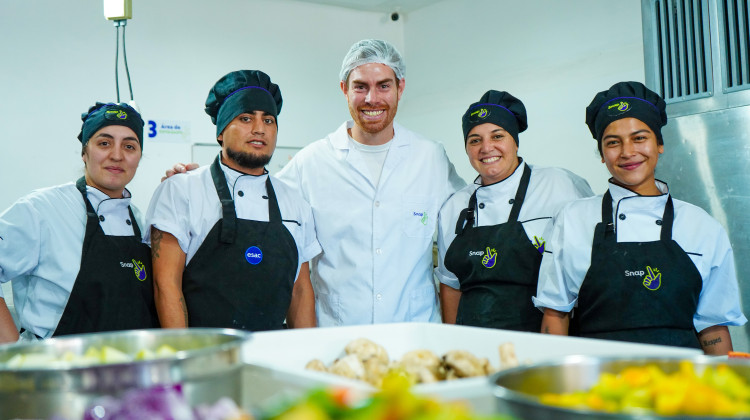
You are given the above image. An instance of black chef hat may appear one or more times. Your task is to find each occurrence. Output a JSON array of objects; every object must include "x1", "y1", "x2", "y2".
[
  {"x1": 78, "y1": 102, "x2": 144, "y2": 149},
  {"x1": 462, "y1": 90, "x2": 527, "y2": 145},
  {"x1": 205, "y1": 70, "x2": 283, "y2": 140},
  {"x1": 585, "y1": 81, "x2": 667, "y2": 148}
]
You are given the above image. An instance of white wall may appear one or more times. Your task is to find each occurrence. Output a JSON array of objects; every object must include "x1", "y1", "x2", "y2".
[
  {"x1": 0, "y1": 0, "x2": 404, "y2": 212},
  {"x1": 399, "y1": 0, "x2": 645, "y2": 194}
]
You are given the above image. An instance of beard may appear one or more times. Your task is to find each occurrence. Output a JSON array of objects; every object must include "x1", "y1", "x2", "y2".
[
  {"x1": 349, "y1": 103, "x2": 398, "y2": 135},
  {"x1": 223, "y1": 146, "x2": 272, "y2": 171}
]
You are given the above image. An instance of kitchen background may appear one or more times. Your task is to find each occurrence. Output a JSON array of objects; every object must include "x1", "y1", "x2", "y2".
[{"x1": 1, "y1": 0, "x2": 746, "y2": 350}]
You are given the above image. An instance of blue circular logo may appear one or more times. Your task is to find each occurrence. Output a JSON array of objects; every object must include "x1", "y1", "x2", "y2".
[{"x1": 245, "y1": 246, "x2": 263, "y2": 265}]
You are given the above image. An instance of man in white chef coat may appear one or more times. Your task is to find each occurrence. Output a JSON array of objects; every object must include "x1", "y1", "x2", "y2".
[
  {"x1": 145, "y1": 70, "x2": 320, "y2": 331},
  {"x1": 276, "y1": 39, "x2": 466, "y2": 326}
]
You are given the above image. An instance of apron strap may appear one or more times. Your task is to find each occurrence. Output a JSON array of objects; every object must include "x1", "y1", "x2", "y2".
[
  {"x1": 507, "y1": 163, "x2": 532, "y2": 223},
  {"x1": 75, "y1": 177, "x2": 104, "y2": 265},
  {"x1": 455, "y1": 161, "x2": 531, "y2": 235},
  {"x1": 600, "y1": 189, "x2": 674, "y2": 240},
  {"x1": 210, "y1": 155, "x2": 238, "y2": 244},
  {"x1": 209, "y1": 154, "x2": 284, "y2": 242}
]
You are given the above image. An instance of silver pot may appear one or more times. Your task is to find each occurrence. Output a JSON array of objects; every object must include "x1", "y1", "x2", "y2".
[
  {"x1": 491, "y1": 355, "x2": 750, "y2": 420},
  {"x1": 0, "y1": 328, "x2": 250, "y2": 420}
]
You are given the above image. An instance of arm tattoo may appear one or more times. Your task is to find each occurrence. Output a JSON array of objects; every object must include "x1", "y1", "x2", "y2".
[
  {"x1": 180, "y1": 296, "x2": 188, "y2": 326},
  {"x1": 542, "y1": 326, "x2": 550, "y2": 334},
  {"x1": 702, "y1": 337, "x2": 722, "y2": 347},
  {"x1": 151, "y1": 229, "x2": 163, "y2": 259}
]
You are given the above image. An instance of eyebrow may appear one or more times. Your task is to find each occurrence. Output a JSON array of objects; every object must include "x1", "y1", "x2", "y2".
[
  {"x1": 351, "y1": 77, "x2": 396, "y2": 86},
  {"x1": 468, "y1": 128, "x2": 507, "y2": 138}
]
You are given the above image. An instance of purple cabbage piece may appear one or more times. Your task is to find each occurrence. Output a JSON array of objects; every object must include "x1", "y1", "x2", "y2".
[{"x1": 81, "y1": 384, "x2": 241, "y2": 420}]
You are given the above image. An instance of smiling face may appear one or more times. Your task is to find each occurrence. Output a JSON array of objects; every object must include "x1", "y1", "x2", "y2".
[
  {"x1": 601, "y1": 117, "x2": 664, "y2": 195},
  {"x1": 341, "y1": 62, "x2": 404, "y2": 145},
  {"x1": 465, "y1": 123, "x2": 520, "y2": 185},
  {"x1": 218, "y1": 111, "x2": 277, "y2": 175},
  {"x1": 82, "y1": 125, "x2": 141, "y2": 198}
]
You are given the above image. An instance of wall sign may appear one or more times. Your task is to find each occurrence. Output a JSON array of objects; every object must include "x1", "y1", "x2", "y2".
[{"x1": 146, "y1": 120, "x2": 190, "y2": 143}]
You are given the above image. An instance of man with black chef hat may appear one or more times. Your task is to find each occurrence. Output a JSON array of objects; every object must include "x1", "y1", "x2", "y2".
[
  {"x1": 144, "y1": 70, "x2": 321, "y2": 331},
  {"x1": 435, "y1": 90, "x2": 592, "y2": 331},
  {"x1": 533, "y1": 81, "x2": 746, "y2": 354}
]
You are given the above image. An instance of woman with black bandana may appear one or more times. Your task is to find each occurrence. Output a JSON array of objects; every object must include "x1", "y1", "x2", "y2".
[
  {"x1": 534, "y1": 81, "x2": 746, "y2": 354},
  {"x1": 435, "y1": 90, "x2": 593, "y2": 331},
  {"x1": 0, "y1": 102, "x2": 159, "y2": 342}
]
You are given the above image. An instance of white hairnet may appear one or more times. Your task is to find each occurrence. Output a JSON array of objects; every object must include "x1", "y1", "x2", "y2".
[{"x1": 339, "y1": 39, "x2": 406, "y2": 83}]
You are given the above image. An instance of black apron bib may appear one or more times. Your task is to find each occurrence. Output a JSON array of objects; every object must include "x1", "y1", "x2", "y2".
[
  {"x1": 575, "y1": 190, "x2": 702, "y2": 348},
  {"x1": 444, "y1": 164, "x2": 543, "y2": 331},
  {"x1": 182, "y1": 156, "x2": 298, "y2": 332},
  {"x1": 54, "y1": 177, "x2": 159, "y2": 336}
]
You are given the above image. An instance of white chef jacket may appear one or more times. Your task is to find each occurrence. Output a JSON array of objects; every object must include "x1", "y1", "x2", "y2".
[
  {"x1": 435, "y1": 161, "x2": 594, "y2": 289},
  {"x1": 276, "y1": 121, "x2": 466, "y2": 326},
  {"x1": 0, "y1": 182, "x2": 141, "y2": 339},
  {"x1": 533, "y1": 181, "x2": 747, "y2": 332},
  {"x1": 144, "y1": 157, "x2": 321, "y2": 280}
]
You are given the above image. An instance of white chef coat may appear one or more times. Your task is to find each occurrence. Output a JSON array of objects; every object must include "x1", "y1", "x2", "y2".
[
  {"x1": 0, "y1": 182, "x2": 141, "y2": 339},
  {"x1": 435, "y1": 161, "x2": 594, "y2": 289},
  {"x1": 533, "y1": 181, "x2": 747, "y2": 332},
  {"x1": 276, "y1": 121, "x2": 467, "y2": 326},
  {"x1": 144, "y1": 156, "x2": 321, "y2": 280}
]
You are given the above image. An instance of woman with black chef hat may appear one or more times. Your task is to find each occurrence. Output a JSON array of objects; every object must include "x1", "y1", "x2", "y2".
[
  {"x1": 435, "y1": 90, "x2": 593, "y2": 331},
  {"x1": 534, "y1": 81, "x2": 747, "y2": 354},
  {"x1": 0, "y1": 102, "x2": 159, "y2": 342}
]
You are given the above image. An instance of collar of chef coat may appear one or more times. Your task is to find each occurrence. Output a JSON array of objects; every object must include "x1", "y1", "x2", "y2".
[
  {"x1": 85, "y1": 185, "x2": 132, "y2": 214},
  {"x1": 330, "y1": 120, "x2": 410, "y2": 150},
  {"x1": 217, "y1": 155, "x2": 269, "y2": 196},
  {"x1": 469, "y1": 160, "x2": 527, "y2": 218},
  {"x1": 607, "y1": 179, "x2": 670, "y2": 240}
]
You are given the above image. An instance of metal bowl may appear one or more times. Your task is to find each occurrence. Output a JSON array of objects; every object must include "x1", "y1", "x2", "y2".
[
  {"x1": 491, "y1": 355, "x2": 750, "y2": 420},
  {"x1": 0, "y1": 328, "x2": 250, "y2": 420}
]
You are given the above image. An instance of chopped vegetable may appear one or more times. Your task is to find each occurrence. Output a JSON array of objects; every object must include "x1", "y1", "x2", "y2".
[
  {"x1": 262, "y1": 372, "x2": 515, "y2": 420},
  {"x1": 82, "y1": 384, "x2": 250, "y2": 420},
  {"x1": 539, "y1": 360, "x2": 750, "y2": 416}
]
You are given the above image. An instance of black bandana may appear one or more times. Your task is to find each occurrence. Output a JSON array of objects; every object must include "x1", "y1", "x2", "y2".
[{"x1": 78, "y1": 102, "x2": 144, "y2": 148}]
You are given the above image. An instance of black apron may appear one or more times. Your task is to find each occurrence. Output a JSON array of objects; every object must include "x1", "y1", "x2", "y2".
[
  {"x1": 53, "y1": 177, "x2": 159, "y2": 336},
  {"x1": 574, "y1": 190, "x2": 702, "y2": 348},
  {"x1": 444, "y1": 164, "x2": 543, "y2": 331},
  {"x1": 181, "y1": 156, "x2": 298, "y2": 332}
]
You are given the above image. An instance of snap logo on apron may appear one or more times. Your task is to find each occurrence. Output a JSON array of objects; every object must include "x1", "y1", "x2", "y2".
[
  {"x1": 533, "y1": 236, "x2": 545, "y2": 253},
  {"x1": 245, "y1": 246, "x2": 263, "y2": 265},
  {"x1": 133, "y1": 259, "x2": 147, "y2": 281},
  {"x1": 642, "y1": 266, "x2": 662, "y2": 290},
  {"x1": 481, "y1": 247, "x2": 497, "y2": 268}
]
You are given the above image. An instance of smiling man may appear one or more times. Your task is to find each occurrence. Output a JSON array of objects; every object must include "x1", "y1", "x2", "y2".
[
  {"x1": 144, "y1": 70, "x2": 321, "y2": 331},
  {"x1": 276, "y1": 40, "x2": 466, "y2": 326}
]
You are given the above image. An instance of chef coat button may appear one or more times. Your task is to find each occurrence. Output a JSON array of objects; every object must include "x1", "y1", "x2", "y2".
[
  {"x1": 376, "y1": 248, "x2": 382, "y2": 255},
  {"x1": 126, "y1": 219, "x2": 132, "y2": 225},
  {"x1": 376, "y1": 293, "x2": 382, "y2": 300},
  {"x1": 656, "y1": 219, "x2": 663, "y2": 226},
  {"x1": 619, "y1": 214, "x2": 626, "y2": 220},
  {"x1": 478, "y1": 203, "x2": 485, "y2": 209},
  {"x1": 374, "y1": 201, "x2": 380, "y2": 207},
  {"x1": 99, "y1": 215, "x2": 105, "y2": 222},
  {"x1": 508, "y1": 199, "x2": 515, "y2": 205},
  {"x1": 238, "y1": 191, "x2": 244, "y2": 197}
]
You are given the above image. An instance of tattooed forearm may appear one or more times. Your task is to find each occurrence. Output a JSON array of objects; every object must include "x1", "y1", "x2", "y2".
[
  {"x1": 702, "y1": 337, "x2": 722, "y2": 347},
  {"x1": 151, "y1": 229, "x2": 163, "y2": 259}
]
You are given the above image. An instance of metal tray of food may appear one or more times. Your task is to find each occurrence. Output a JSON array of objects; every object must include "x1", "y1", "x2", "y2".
[{"x1": 0, "y1": 328, "x2": 250, "y2": 420}]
